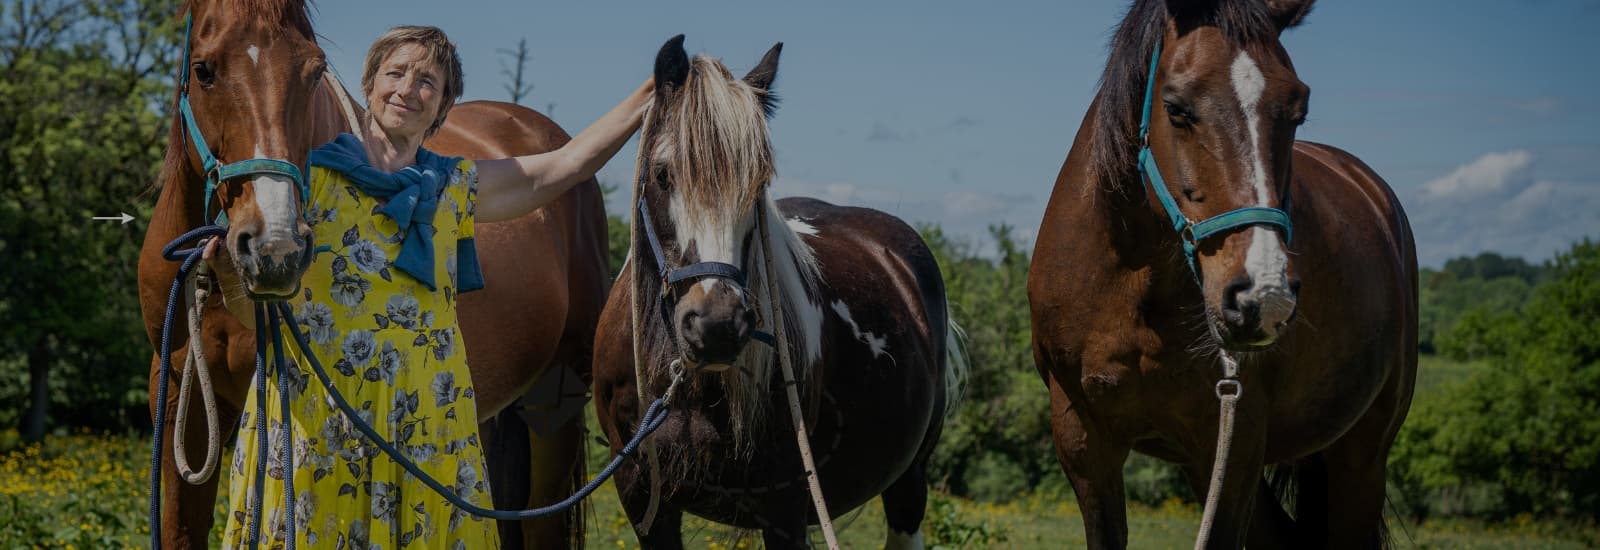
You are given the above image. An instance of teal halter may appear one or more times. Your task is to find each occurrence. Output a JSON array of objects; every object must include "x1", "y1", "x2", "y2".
[
  {"x1": 1136, "y1": 37, "x2": 1292, "y2": 274},
  {"x1": 177, "y1": 14, "x2": 309, "y2": 226}
]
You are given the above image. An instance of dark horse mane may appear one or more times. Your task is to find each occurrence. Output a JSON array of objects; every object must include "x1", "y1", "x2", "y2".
[
  {"x1": 157, "y1": 0, "x2": 317, "y2": 194},
  {"x1": 1089, "y1": 0, "x2": 1297, "y2": 190}
]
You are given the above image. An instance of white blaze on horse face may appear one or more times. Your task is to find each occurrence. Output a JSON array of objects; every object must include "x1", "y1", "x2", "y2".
[
  {"x1": 250, "y1": 145, "x2": 303, "y2": 258},
  {"x1": 831, "y1": 300, "x2": 889, "y2": 359},
  {"x1": 667, "y1": 192, "x2": 749, "y2": 268},
  {"x1": 247, "y1": 45, "x2": 260, "y2": 66},
  {"x1": 1230, "y1": 51, "x2": 1294, "y2": 336},
  {"x1": 886, "y1": 529, "x2": 924, "y2": 550}
]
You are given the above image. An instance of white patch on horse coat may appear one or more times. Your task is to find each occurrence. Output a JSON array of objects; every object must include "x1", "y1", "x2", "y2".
[
  {"x1": 786, "y1": 217, "x2": 818, "y2": 236},
  {"x1": 250, "y1": 145, "x2": 302, "y2": 258},
  {"x1": 831, "y1": 300, "x2": 889, "y2": 359},
  {"x1": 1231, "y1": 51, "x2": 1293, "y2": 333},
  {"x1": 247, "y1": 45, "x2": 260, "y2": 66},
  {"x1": 886, "y1": 529, "x2": 924, "y2": 550},
  {"x1": 698, "y1": 278, "x2": 721, "y2": 295}
]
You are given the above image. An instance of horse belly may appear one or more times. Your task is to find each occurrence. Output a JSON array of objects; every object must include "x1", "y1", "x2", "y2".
[{"x1": 458, "y1": 216, "x2": 570, "y2": 418}]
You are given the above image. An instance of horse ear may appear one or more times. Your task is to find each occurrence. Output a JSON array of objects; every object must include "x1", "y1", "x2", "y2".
[
  {"x1": 1266, "y1": 0, "x2": 1315, "y2": 30},
  {"x1": 655, "y1": 34, "x2": 690, "y2": 92},
  {"x1": 743, "y1": 42, "x2": 783, "y2": 92}
]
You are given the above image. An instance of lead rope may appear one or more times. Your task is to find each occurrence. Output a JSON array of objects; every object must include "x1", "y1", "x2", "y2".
[
  {"x1": 757, "y1": 210, "x2": 840, "y2": 550},
  {"x1": 173, "y1": 250, "x2": 223, "y2": 484},
  {"x1": 1194, "y1": 352, "x2": 1241, "y2": 550}
]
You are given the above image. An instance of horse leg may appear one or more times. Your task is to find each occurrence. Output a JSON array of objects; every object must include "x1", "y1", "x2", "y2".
[
  {"x1": 1049, "y1": 388, "x2": 1131, "y2": 550},
  {"x1": 1178, "y1": 397, "x2": 1269, "y2": 549},
  {"x1": 1245, "y1": 474, "x2": 1296, "y2": 548},
  {"x1": 482, "y1": 414, "x2": 531, "y2": 548},
  {"x1": 150, "y1": 354, "x2": 240, "y2": 549},
  {"x1": 617, "y1": 465, "x2": 685, "y2": 550},
  {"x1": 881, "y1": 456, "x2": 931, "y2": 549},
  {"x1": 756, "y1": 494, "x2": 814, "y2": 550},
  {"x1": 522, "y1": 405, "x2": 585, "y2": 548},
  {"x1": 1298, "y1": 415, "x2": 1400, "y2": 547}
]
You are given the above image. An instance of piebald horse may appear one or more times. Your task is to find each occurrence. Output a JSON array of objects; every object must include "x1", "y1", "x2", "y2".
[
  {"x1": 1028, "y1": 0, "x2": 1417, "y2": 548},
  {"x1": 137, "y1": 1, "x2": 606, "y2": 547},
  {"x1": 593, "y1": 37, "x2": 969, "y2": 549}
]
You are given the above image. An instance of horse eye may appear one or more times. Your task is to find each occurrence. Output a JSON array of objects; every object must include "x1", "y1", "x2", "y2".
[
  {"x1": 193, "y1": 62, "x2": 217, "y2": 87},
  {"x1": 1163, "y1": 102, "x2": 1194, "y2": 127}
]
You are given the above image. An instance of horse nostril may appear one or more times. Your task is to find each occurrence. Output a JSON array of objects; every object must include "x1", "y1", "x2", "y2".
[
  {"x1": 679, "y1": 311, "x2": 701, "y2": 337},
  {"x1": 1289, "y1": 279, "x2": 1302, "y2": 297},
  {"x1": 1222, "y1": 276, "x2": 1252, "y2": 312},
  {"x1": 235, "y1": 232, "x2": 254, "y2": 258}
]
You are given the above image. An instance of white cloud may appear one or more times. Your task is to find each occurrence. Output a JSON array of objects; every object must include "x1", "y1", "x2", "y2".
[
  {"x1": 1421, "y1": 149, "x2": 1532, "y2": 198},
  {"x1": 1404, "y1": 150, "x2": 1600, "y2": 267}
]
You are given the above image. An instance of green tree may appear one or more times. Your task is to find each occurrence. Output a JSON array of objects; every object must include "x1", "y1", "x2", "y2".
[
  {"x1": 923, "y1": 224, "x2": 1067, "y2": 500},
  {"x1": 1392, "y1": 239, "x2": 1600, "y2": 520},
  {"x1": 0, "y1": 0, "x2": 179, "y2": 438}
]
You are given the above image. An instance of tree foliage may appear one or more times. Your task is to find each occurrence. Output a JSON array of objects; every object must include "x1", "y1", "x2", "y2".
[
  {"x1": 1419, "y1": 252, "x2": 1546, "y2": 355},
  {"x1": 0, "y1": 0, "x2": 179, "y2": 436},
  {"x1": 1393, "y1": 239, "x2": 1600, "y2": 521}
]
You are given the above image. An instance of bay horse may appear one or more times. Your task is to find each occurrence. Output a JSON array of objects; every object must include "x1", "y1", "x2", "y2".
[
  {"x1": 592, "y1": 36, "x2": 969, "y2": 549},
  {"x1": 136, "y1": 1, "x2": 606, "y2": 547},
  {"x1": 1028, "y1": 0, "x2": 1417, "y2": 547}
]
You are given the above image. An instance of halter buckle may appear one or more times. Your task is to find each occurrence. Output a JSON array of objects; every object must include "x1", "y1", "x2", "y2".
[{"x1": 1215, "y1": 379, "x2": 1242, "y2": 400}]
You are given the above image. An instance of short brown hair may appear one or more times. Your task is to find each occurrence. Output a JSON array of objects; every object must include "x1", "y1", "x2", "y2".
[{"x1": 361, "y1": 25, "x2": 464, "y2": 136}]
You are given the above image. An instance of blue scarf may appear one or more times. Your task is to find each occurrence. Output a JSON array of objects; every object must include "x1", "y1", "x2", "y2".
[{"x1": 308, "y1": 133, "x2": 484, "y2": 293}]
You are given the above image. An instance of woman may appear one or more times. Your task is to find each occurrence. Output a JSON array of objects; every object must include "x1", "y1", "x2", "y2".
[{"x1": 211, "y1": 26, "x2": 651, "y2": 549}]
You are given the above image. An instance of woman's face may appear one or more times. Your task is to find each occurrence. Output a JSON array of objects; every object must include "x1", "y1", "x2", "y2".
[{"x1": 367, "y1": 43, "x2": 445, "y2": 140}]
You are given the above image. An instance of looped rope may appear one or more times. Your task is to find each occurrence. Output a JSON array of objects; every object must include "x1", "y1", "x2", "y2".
[
  {"x1": 173, "y1": 254, "x2": 222, "y2": 484},
  {"x1": 1194, "y1": 352, "x2": 1241, "y2": 550}
]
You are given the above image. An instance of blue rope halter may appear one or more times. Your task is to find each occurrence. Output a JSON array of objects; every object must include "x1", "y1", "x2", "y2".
[{"x1": 1135, "y1": 37, "x2": 1293, "y2": 275}]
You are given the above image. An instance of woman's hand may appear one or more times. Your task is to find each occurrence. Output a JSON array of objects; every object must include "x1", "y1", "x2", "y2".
[
  {"x1": 474, "y1": 77, "x2": 656, "y2": 222},
  {"x1": 202, "y1": 237, "x2": 257, "y2": 330}
]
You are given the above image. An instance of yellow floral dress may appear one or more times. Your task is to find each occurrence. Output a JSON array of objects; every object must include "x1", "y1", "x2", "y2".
[{"x1": 222, "y1": 158, "x2": 499, "y2": 549}]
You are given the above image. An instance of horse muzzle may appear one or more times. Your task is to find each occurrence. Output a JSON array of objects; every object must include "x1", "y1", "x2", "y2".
[
  {"x1": 231, "y1": 224, "x2": 313, "y2": 299},
  {"x1": 674, "y1": 283, "x2": 756, "y2": 367},
  {"x1": 1216, "y1": 277, "x2": 1299, "y2": 349}
]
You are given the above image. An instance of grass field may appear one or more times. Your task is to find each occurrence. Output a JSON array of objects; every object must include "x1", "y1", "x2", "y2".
[
  {"x1": 2, "y1": 432, "x2": 1594, "y2": 548},
  {"x1": 1, "y1": 356, "x2": 1595, "y2": 548}
]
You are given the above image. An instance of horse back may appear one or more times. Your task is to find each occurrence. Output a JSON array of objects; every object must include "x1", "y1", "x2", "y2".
[{"x1": 776, "y1": 196, "x2": 949, "y2": 442}]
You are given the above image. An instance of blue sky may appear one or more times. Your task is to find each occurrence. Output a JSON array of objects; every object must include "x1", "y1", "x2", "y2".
[{"x1": 313, "y1": 1, "x2": 1598, "y2": 267}]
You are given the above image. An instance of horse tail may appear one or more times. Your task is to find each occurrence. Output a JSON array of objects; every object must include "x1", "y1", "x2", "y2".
[
  {"x1": 568, "y1": 441, "x2": 588, "y2": 550},
  {"x1": 941, "y1": 316, "x2": 971, "y2": 419}
]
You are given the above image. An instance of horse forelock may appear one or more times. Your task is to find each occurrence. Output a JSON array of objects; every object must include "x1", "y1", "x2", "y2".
[
  {"x1": 647, "y1": 55, "x2": 775, "y2": 226},
  {"x1": 1089, "y1": 0, "x2": 1278, "y2": 190},
  {"x1": 185, "y1": 0, "x2": 315, "y2": 36}
]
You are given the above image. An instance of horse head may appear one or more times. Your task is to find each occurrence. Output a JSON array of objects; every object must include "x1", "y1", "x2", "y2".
[
  {"x1": 170, "y1": 0, "x2": 325, "y2": 298},
  {"x1": 637, "y1": 36, "x2": 784, "y2": 368},
  {"x1": 1138, "y1": 0, "x2": 1314, "y2": 348}
]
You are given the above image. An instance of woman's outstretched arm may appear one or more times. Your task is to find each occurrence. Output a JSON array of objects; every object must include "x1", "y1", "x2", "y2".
[{"x1": 474, "y1": 77, "x2": 654, "y2": 222}]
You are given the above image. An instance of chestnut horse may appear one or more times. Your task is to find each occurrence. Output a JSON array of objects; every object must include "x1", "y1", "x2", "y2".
[
  {"x1": 593, "y1": 37, "x2": 968, "y2": 549},
  {"x1": 137, "y1": 1, "x2": 605, "y2": 547},
  {"x1": 1028, "y1": 0, "x2": 1417, "y2": 548}
]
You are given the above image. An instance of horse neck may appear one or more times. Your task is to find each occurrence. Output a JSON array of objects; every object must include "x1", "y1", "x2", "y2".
[{"x1": 1070, "y1": 96, "x2": 1201, "y2": 300}]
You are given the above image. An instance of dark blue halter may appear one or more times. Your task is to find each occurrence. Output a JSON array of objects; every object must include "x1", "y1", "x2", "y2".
[
  {"x1": 1136, "y1": 37, "x2": 1293, "y2": 274},
  {"x1": 176, "y1": 14, "x2": 309, "y2": 226},
  {"x1": 634, "y1": 165, "x2": 777, "y2": 348}
]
